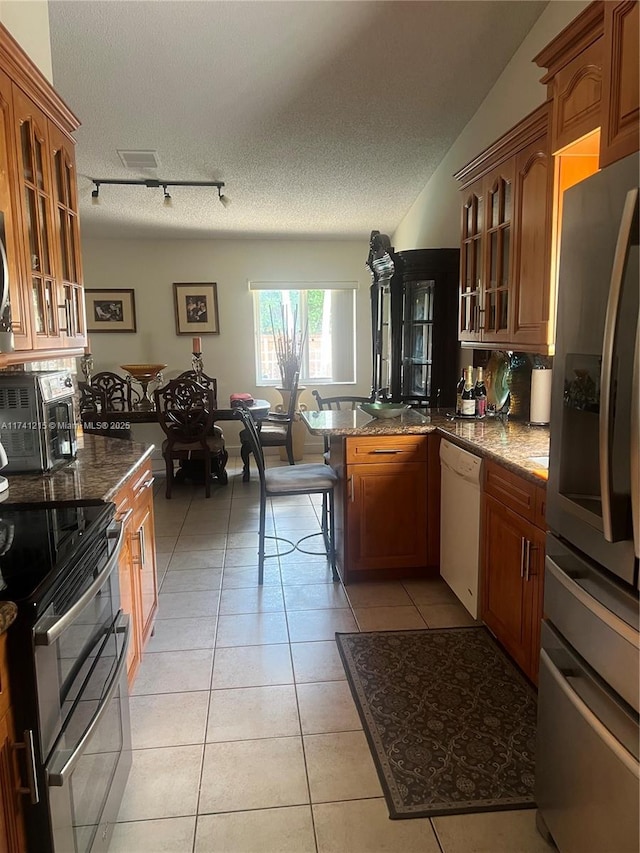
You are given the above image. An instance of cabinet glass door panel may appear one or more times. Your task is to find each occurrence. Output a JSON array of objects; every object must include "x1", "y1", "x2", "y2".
[
  {"x1": 402, "y1": 280, "x2": 435, "y2": 397},
  {"x1": 484, "y1": 175, "x2": 512, "y2": 339},
  {"x1": 32, "y1": 277, "x2": 45, "y2": 333}
]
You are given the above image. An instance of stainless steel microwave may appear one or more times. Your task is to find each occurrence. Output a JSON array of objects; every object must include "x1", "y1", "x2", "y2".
[{"x1": 0, "y1": 370, "x2": 77, "y2": 472}]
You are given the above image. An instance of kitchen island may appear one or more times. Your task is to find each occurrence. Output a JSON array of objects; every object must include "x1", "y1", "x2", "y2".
[
  {"x1": 302, "y1": 408, "x2": 549, "y2": 483},
  {"x1": 302, "y1": 408, "x2": 549, "y2": 583}
]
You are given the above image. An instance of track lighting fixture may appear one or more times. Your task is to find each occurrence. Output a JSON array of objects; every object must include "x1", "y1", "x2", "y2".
[{"x1": 89, "y1": 178, "x2": 229, "y2": 207}]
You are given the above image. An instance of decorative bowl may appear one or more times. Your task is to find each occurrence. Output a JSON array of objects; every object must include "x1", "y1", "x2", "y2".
[
  {"x1": 120, "y1": 363, "x2": 167, "y2": 381},
  {"x1": 360, "y1": 402, "x2": 411, "y2": 419}
]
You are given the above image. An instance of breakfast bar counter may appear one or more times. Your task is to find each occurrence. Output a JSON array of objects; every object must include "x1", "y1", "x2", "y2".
[
  {"x1": 2, "y1": 434, "x2": 154, "y2": 505},
  {"x1": 302, "y1": 409, "x2": 549, "y2": 483}
]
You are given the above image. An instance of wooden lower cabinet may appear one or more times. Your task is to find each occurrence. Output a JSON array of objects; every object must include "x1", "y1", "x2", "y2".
[
  {"x1": 0, "y1": 635, "x2": 25, "y2": 853},
  {"x1": 113, "y1": 460, "x2": 157, "y2": 686},
  {"x1": 481, "y1": 460, "x2": 546, "y2": 684},
  {"x1": 335, "y1": 434, "x2": 439, "y2": 583}
]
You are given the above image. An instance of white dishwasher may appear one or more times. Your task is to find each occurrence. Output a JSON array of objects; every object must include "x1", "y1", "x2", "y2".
[{"x1": 439, "y1": 439, "x2": 483, "y2": 618}]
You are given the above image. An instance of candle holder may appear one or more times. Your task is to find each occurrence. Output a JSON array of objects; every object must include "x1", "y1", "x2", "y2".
[
  {"x1": 192, "y1": 351, "x2": 204, "y2": 381},
  {"x1": 80, "y1": 352, "x2": 94, "y2": 384}
]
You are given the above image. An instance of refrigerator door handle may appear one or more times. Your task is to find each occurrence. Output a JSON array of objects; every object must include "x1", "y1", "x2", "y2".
[
  {"x1": 599, "y1": 188, "x2": 639, "y2": 542},
  {"x1": 632, "y1": 319, "x2": 640, "y2": 560}
]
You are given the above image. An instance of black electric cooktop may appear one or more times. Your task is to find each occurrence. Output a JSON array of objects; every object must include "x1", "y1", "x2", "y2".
[{"x1": 0, "y1": 502, "x2": 115, "y2": 609}]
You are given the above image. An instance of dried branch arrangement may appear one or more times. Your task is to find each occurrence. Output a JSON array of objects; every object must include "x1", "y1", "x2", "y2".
[{"x1": 270, "y1": 304, "x2": 307, "y2": 389}]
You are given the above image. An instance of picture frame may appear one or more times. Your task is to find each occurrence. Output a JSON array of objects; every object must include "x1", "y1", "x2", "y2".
[
  {"x1": 85, "y1": 288, "x2": 137, "y2": 333},
  {"x1": 173, "y1": 282, "x2": 220, "y2": 335}
]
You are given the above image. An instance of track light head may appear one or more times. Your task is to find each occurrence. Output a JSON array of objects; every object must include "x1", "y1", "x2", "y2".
[
  {"x1": 218, "y1": 187, "x2": 231, "y2": 208},
  {"x1": 162, "y1": 185, "x2": 172, "y2": 207},
  {"x1": 91, "y1": 183, "x2": 100, "y2": 205}
]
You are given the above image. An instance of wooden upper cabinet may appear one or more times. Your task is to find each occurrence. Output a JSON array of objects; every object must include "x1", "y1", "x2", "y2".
[
  {"x1": 11, "y1": 86, "x2": 63, "y2": 350},
  {"x1": 48, "y1": 123, "x2": 86, "y2": 347},
  {"x1": 533, "y1": 1, "x2": 604, "y2": 154},
  {"x1": 0, "y1": 23, "x2": 83, "y2": 360},
  {"x1": 454, "y1": 103, "x2": 552, "y2": 352},
  {"x1": 510, "y1": 129, "x2": 553, "y2": 348},
  {"x1": 0, "y1": 70, "x2": 30, "y2": 350},
  {"x1": 459, "y1": 181, "x2": 484, "y2": 343},
  {"x1": 600, "y1": 0, "x2": 640, "y2": 167}
]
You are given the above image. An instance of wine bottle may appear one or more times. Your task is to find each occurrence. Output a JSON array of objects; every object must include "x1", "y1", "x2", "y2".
[
  {"x1": 455, "y1": 371, "x2": 465, "y2": 415},
  {"x1": 474, "y1": 366, "x2": 487, "y2": 418},
  {"x1": 461, "y1": 366, "x2": 475, "y2": 417}
]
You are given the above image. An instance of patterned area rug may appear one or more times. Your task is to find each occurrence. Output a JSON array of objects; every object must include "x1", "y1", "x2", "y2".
[{"x1": 336, "y1": 627, "x2": 537, "y2": 819}]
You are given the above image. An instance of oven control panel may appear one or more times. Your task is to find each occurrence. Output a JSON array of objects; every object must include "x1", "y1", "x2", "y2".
[{"x1": 37, "y1": 372, "x2": 74, "y2": 403}]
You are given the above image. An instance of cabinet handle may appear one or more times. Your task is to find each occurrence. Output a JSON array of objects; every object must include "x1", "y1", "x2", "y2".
[
  {"x1": 138, "y1": 525, "x2": 146, "y2": 568},
  {"x1": 116, "y1": 507, "x2": 133, "y2": 527},
  {"x1": 13, "y1": 729, "x2": 40, "y2": 804},
  {"x1": 142, "y1": 477, "x2": 155, "y2": 490},
  {"x1": 524, "y1": 539, "x2": 531, "y2": 581},
  {"x1": 520, "y1": 537, "x2": 526, "y2": 578},
  {"x1": 348, "y1": 475, "x2": 354, "y2": 503},
  {"x1": 371, "y1": 449, "x2": 404, "y2": 454}
]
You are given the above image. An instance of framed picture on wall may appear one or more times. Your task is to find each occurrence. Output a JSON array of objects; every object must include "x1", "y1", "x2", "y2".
[
  {"x1": 85, "y1": 288, "x2": 137, "y2": 332},
  {"x1": 173, "y1": 282, "x2": 220, "y2": 335}
]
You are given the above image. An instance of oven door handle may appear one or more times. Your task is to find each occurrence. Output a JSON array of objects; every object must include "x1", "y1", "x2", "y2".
[
  {"x1": 46, "y1": 612, "x2": 130, "y2": 788},
  {"x1": 34, "y1": 520, "x2": 124, "y2": 647}
]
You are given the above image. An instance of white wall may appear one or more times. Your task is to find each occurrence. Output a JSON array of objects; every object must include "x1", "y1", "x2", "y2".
[
  {"x1": 393, "y1": 1, "x2": 590, "y2": 250},
  {"x1": 81, "y1": 238, "x2": 371, "y2": 456},
  {"x1": 0, "y1": 0, "x2": 52, "y2": 82}
]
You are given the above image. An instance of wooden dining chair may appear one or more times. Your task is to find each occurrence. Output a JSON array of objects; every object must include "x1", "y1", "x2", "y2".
[
  {"x1": 91, "y1": 371, "x2": 139, "y2": 411},
  {"x1": 176, "y1": 370, "x2": 218, "y2": 406},
  {"x1": 154, "y1": 378, "x2": 228, "y2": 498}
]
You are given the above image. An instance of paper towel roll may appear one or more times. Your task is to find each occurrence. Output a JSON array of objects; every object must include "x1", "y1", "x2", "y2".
[{"x1": 530, "y1": 368, "x2": 552, "y2": 424}]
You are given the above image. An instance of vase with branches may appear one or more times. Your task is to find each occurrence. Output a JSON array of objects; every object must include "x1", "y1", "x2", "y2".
[{"x1": 270, "y1": 304, "x2": 307, "y2": 390}]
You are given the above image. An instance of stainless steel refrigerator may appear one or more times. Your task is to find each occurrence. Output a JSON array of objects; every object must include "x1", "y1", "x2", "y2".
[{"x1": 537, "y1": 151, "x2": 639, "y2": 852}]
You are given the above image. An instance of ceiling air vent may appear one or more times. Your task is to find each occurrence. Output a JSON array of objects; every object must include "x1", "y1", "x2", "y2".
[{"x1": 117, "y1": 150, "x2": 160, "y2": 170}]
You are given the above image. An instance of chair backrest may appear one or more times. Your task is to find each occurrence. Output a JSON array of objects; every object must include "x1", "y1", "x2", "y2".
[
  {"x1": 312, "y1": 390, "x2": 374, "y2": 411},
  {"x1": 235, "y1": 406, "x2": 266, "y2": 484},
  {"x1": 154, "y1": 378, "x2": 215, "y2": 446},
  {"x1": 91, "y1": 371, "x2": 137, "y2": 411},
  {"x1": 79, "y1": 381, "x2": 105, "y2": 413},
  {"x1": 177, "y1": 370, "x2": 218, "y2": 406}
]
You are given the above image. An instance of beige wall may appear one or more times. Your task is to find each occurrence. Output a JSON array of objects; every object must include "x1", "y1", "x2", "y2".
[
  {"x1": 81, "y1": 237, "x2": 371, "y2": 457},
  {"x1": 0, "y1": 0, "x2": 52, "y2": 82},
  {"x1": 393, "y1": 1, "x2": 590, "y2": 250}
]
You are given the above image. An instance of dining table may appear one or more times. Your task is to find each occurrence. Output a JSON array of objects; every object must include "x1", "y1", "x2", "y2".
[{"x1": 79, "y1": 398, "x2": 272, "y2": 483}]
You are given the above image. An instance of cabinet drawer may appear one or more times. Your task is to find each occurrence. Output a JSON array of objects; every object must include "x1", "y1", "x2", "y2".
[
  {"x1": 484, "y1": 460, "x2": 539, "y2": 522},
  {"x1": 130, "y1": 461, "x2": 155, "y2": 499},
  {"x1": 345, "y1": 435, "x2": 428, "y2": 465}
]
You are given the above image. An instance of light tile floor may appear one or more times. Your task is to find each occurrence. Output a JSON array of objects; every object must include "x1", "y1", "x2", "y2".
[{"x1": 110, "y1": 453, "x2": 551, "y2": 853}]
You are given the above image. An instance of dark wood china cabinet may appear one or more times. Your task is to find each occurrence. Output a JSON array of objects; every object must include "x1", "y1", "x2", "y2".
[{"x1": 366, "y1": 233, "x2": 459, "y2": 407}]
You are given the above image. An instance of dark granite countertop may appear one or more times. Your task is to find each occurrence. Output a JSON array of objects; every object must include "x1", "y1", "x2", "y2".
[
  {"x1": 2, "y1": 434, "x2": 154, "y2": 506},
  {"x1": 301, "y1": 409, "x2": 549, "y2": 485}
]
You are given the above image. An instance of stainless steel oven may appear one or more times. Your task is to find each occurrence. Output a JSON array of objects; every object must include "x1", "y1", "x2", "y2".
[
  {"x1": 1, "y1": 502, "x2": 131, "y2": 853},
  {"x1": 0, "y1": 370, "x2": 77, "y2": 473}
]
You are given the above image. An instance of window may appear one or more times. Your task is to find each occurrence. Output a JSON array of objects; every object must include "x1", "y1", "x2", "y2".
[{"x1": 250, "y1": 282, "x2": 357, "y2": 385}]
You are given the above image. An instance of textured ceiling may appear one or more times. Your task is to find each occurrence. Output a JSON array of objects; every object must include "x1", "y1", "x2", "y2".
[{"x1": 48, "y1": 1, "x2": 546, "y2": 241}]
